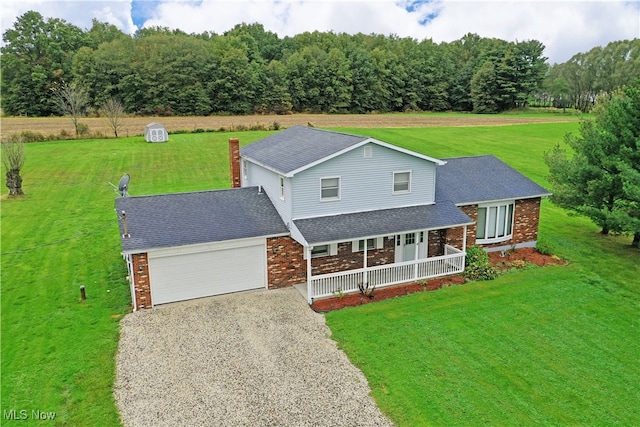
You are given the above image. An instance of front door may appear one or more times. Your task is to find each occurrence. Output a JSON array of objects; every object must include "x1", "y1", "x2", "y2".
[{"x1": 395, "y1": 233, "x2": 417, "y2": 262}]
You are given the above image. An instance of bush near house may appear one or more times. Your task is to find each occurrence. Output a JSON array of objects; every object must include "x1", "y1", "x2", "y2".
[{"x1": 463, "y1": 245, "x2": 499, "y2": 281}]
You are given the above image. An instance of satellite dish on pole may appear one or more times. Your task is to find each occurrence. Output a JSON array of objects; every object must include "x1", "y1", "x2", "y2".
[{"x1": 118, "y1": 174, "x2": 130, "y2": 197}]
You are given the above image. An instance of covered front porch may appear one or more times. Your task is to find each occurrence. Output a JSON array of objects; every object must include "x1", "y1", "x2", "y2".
[
  {"x1": 292, "y1": 202, "x2": 473, "y2": 304},
  {"x1": 305, "y1": 243, "x2": 465, "y2": 303}
]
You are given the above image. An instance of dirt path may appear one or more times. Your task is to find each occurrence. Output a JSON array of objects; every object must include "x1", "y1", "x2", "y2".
[{"x1": 1, "y1": 113, "x2": 578, "y2": 139}]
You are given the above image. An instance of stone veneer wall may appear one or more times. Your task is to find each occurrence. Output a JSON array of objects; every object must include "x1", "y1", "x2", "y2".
[
  {"x1": 131, "y1": 253, "x2": 152, "y2": 309},
  {"x1": 311, "y1": 237, "x2": 395, "y2": 276},
  {"x1": 445, "y1": 227, "x2": 466, "y2": 251},
  {"x1": 428, "y1": 230, "x2": 447, "y2": 256},
  {"x1": 512, "y1": 198, "x2": 542, "y2": 244},
  {"x1": 460, "y1": 205, "x2": 478, "y2": 248},
  {"x1": 266, "y1": 236, "x2": 306, "y2": 288}
]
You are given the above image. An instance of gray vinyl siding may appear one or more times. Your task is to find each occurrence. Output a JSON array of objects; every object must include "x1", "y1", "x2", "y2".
[
  {"x1": 291, "y1": 143, "x2": 436, "y2": 219},
  {"x1": 244, "y1": 160, "x2": 293, "y2": 224}
]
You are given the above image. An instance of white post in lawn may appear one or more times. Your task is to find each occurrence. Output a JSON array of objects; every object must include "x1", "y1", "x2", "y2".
[{"x1": 306, "y1": 246, "x2": 313, "y2": 304}]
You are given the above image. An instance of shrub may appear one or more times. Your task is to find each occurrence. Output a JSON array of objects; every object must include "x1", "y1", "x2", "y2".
[
  {"x1": 465, "y1": 246, "x2": 485, "y2": 266},
  {"x1": 509, "y1": 260, "x2": 528, "y2": 269},
  {"x1": 2, "y1": 131, "x2": 47, "y2": 143},
  {"x1": 77, "y1": 122, "x2": 90, "y2": 137},
  {"x1": 464, "y1": 246, "x2": 499, "y2": 281}
]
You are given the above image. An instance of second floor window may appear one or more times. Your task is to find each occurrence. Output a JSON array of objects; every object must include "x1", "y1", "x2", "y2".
[
  {"x1": 321, "y1": 177, "x2": 340, "y2": 201},
  {"x1": 393, "y1": 171, "x2": 411, "y2": 194}
]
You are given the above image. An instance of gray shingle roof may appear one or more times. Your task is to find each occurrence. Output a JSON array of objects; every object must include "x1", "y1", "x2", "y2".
[
  {"x1": 115, "y1": 187, "x2": 288, "y2": 253},
  {"x1": 293, "y1": 202, "x2": 473, "y2": 245},
  {"x1": 436, "y1": 155, "x2": 551, "y2": 205},
  {"x1": 241, "y1": 125, "x2": 370, "y2": 175}
]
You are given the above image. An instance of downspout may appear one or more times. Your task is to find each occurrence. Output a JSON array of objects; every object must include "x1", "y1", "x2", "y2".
[
  {"x1": 306, "y1": 246, "x2": 313, "y2": 305},
  {"x1": 126, "y1": 254, "x2": 137, "y2": 312}
]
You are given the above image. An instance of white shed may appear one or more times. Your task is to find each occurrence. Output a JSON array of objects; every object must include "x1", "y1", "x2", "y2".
[{"x1": 144, "y1": 122, "x2": 168, "y2": 142}]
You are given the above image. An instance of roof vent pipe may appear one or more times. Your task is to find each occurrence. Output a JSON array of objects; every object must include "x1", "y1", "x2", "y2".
[{"x1": 121, "y1": 210, "x2": 130, "y2": 239}]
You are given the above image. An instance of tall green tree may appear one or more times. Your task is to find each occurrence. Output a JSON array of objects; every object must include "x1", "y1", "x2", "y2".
[
  {"x1": 209, "y1": 37, "x2": 259, "y2": 114},
  {"x1": 72, "y1": 37, "x2": 135, "y2": 111},
  {"x1": 1, "y1": 11, "x2": 88, "y2": 116},
  {"x1": 256, "y1": 60, "x2": 292, "y2": 114},
  {"x1": 545, "y1": 82, "x2": 640, "y2": 247}
]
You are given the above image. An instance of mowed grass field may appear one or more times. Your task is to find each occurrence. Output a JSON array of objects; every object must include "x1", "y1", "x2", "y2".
[{"x1": 1, "y1": 119, "x2": 638, "y2": 425}]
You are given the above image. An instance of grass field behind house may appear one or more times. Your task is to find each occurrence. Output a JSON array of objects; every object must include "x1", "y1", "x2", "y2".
[{"x1": 1, "y1": 120, "x2": 638, "y2": 425}]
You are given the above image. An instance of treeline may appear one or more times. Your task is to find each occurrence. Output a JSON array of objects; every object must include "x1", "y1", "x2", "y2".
[
  {"x1": 541, "y1": 42, "x2": 640, "y2": 111},
  {"x1": 1, "y1": 11, "x2": 638, "y2": 117}
]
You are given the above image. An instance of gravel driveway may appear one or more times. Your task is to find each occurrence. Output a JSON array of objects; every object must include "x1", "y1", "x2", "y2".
[{"x1": 115, "y1": 287, "x2": 393, "y2": 426}]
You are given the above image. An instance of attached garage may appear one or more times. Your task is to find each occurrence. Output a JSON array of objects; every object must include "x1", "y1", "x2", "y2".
[
  {"x1": 116, "y1": 187, "x2": 289, "y2": 310},
  {"x1": 148, "y1": 238, "x2": 267, "y2": 305}
]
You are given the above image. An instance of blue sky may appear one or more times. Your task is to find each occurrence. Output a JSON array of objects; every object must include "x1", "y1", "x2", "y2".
[{"x1": 2, "y1": 1, "x2": 639, "y2": 64}]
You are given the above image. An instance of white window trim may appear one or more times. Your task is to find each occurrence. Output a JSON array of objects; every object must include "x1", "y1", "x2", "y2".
[
  {"x1": 351, "y1": 237, "x2": 384, "y2": 252},
  {"x1": 320, "y1": 176, "x2": 341, "y2": 202},
  {"x1": 308, "y1": 243, "x2": 338, "y2": 258},
  {"x1": 279, "y1": 176, "x2": 285, "y2": 200},
  {"x1": 242, "y1": 159, "x2": 248, "y2": 181},
  {"x1": 476, "y1": 201, "x2": 515, "y2": 244},
  {"x1": 392, "y1": 170, "x2": 412, "y2": 195}
]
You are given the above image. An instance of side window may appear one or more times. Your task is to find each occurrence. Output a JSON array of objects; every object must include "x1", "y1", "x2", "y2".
[
  {"x1": 279, "y1": 176, "x2": 285, "y2": 200},
  {"x1": 393, "y1": 171, "x2": 411, "y2": 194},
  {"x1": 320, "y1": 177, "x2": 340, "y2": 201}
]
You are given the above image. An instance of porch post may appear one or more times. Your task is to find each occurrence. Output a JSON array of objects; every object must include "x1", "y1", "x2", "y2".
[
  {"x1": 306, "y1": 246, "x2": 313, "y2": 304},
  {"x1": 463, "y1": 225, "x2": 468, "y2": 252},
  {"x1": 363, "y1": 243, "x2": 368, "y2": 285},
  {"x1": 414, "y1": 232, "x2": 419, "y2": 280}
]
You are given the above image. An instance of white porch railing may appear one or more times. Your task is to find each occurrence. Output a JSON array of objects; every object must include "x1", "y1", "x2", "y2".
[{"x1": 309, "y1": 244, "x2": 465, "y2": 301}]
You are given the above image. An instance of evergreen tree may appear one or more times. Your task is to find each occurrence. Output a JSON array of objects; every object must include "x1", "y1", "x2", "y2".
[{"x1": 545, "y1": 82, "x2": 640, "y2": 247}]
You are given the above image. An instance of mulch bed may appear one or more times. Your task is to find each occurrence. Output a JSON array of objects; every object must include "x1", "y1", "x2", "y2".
[{"x1": 311, "y1": 247, "x2": 566, "y2": 312}]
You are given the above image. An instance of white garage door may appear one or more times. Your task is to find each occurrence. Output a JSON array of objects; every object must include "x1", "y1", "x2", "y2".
[{"x1": 148, "y1": 239, "x2": 266, "y2": 305}]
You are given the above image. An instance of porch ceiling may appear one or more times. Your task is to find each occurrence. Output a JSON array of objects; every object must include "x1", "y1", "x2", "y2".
[{"x1": 293, "y1": 202, "x2": 473, "y2": 245}]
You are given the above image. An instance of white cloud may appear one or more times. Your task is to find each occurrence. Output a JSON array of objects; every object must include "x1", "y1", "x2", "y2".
[
  {"x1": 1, "y1": 0, "x2": 137, "y2": 37},
  {"x1": 422, "y1": 1, "x2": 640, "y2": 63},
  {"x1": 2, "y1": 0, "x2": 638, "y2": 63}
]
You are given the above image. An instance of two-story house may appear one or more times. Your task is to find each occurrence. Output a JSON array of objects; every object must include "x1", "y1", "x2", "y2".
[{"x1": 116, "y1": 126, "x2": 550, "y2": 310}]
